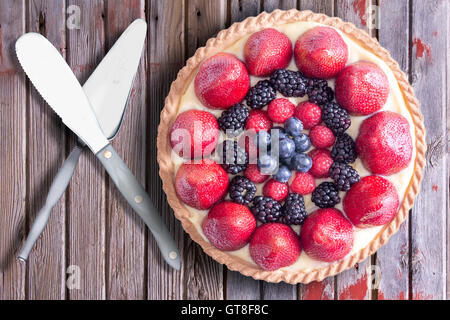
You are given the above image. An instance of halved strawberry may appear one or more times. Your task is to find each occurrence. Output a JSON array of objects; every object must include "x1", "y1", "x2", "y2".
[
  {"x1": 195, "y1": 52, "x2": 250, "y2": 109},
  {"x1": 202, "y1": 201, "x2": 256, "y2": 251},
  {"x1": 300, "y1": 208, "x2": 354, "y2": 262},
  {"x1": 356, "y1": 111, "x2": 412, "y2": 175},
  {"x1": 244, "y1": 28, "x2": 293, "y2": 77},
  {"x1": 250, "y1": 223, "x2": 301, "y2": 271},
  {"x1": 294, "y1": 26, "x2": 348, "y2": 79},
  {"x1": 175, "y1": 159, "x2": 229, "y2": 210},
  {"x1": 335, "y1": 61, "x2": 389, "y2": 115}
]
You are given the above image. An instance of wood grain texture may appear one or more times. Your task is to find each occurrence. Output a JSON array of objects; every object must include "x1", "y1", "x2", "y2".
[
  {"x1": 300, "y1": 0, "x2": 334, "y2": 14},
  {"x1": 104, "y1": 0, "x2": 146, "y2": 300},
  {"x1": 146, "y1": 0, "x2": 185, "y2": 300},
  {"x1": 26, "y1": 0, "x2": 67, "y2": 300},
  {"x1": 66, "y1": 0, "x2": 106, "y2": 300},
  {"x1": 409, "y1": 0, "x2": 447, "y2": 300},
  {"x1": 0, "y1": 0, "x2": 26, "y2": 300},
  {"x1": 263, "y1": 0, "x2": 297, "y2": 12},
  {"x1": 334, "y1": 0, "x2": 376, "y2": 300},
  {"x1": 375, "y1": 0, "x2": 410, "y2": 300}
]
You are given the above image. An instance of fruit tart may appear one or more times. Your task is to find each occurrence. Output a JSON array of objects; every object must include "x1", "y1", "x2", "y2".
[{"x1": 157, "y1": 10, "x2": 425, "y2": 283}]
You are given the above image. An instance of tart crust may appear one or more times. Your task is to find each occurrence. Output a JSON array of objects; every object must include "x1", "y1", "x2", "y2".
[{"x1": 157, "y1": 9, "x2": 426, "y2": 284}]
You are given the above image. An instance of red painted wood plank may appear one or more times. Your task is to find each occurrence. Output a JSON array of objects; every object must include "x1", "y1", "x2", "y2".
[
  {"x1": 0, "y1": 0, "x2": 26, "y2": 300},
  {"x1": 26, "y1": 0, "x2": 67, "y2": 300},
  {"x1": 66, "y1": 0, "x2": 106, "y2": 300},
  {"x1": 375, "y1": 0, "x2": 410, "y2": 300},
  {"x1": 410, "y1": 0, "x2": 447, "y2": 300},
  {"x1": 103, "y1": 0, "x2": 146, "y2": 300}
]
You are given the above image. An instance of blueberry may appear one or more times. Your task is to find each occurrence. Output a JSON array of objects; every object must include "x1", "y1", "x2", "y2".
[
  {"x1": 290, "y1": 153, "x2": 313, "y2": 173},
  {"x1": 278, "y1": 137, "x2": 296, "y2": 159},
  {"x1": 257, "y1": 154, "x2": 278, "y2": 175},
  {"x1": 281, "y1": 154, "x2": 294, "y2": 167},
  {"x1": 294, "y1": 134, "x2": 311, "y2": 153},
  {"x1": 274, "y1": 165, "x2": 292, "y2": 183},
  {"x1": 271, "y1": 126, "x2": 287, "y2": 140},
  {"x1": 284, "y1": 117, "x2": 303, "y2": 137},
  {"x1": 254, "y1": 131, "x2": 271, "y2": 150}
]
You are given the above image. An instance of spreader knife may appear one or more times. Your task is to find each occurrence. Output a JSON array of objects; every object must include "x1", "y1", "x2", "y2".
[
  {"x1": 16, "y1": 32, "x2": 181, "y2": 270},
  {"x1": 18, "y1": 19, "x2": 148, "y2": 262}
]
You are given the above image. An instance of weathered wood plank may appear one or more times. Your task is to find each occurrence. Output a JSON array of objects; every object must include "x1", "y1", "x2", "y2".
[
  {"x1": 375, "y1": 0, "x2": 410, "y2": 300},
  {"x1": 104, "y1": 0, "x2": 146, "y2": 300},
  {"x1": 146, "y1": 0, "x2": 185, "y2": 300},
  {"x1": 183, "y1": 0, "x2": 227, "y2": 300},
  {"x1": 0, "y1": 0, "x2": 27, "y2": 300},
  {"x1": 226, "y1": 0, "x2": 263, "y2": 300},
  {"x1": 410, "y1": 0, "x2": 447, "y2": 300},
  {"x1": 335, "y1": 0, "x2": 375, "y2": 300},
  {"x1": 297, "y1": 0, "x2": 335, "y2": 301},
  {"x1": 263, "y1": 0, "x2": 297, "y2": 12},
  {"x1": 447, "y1": 1, "x2": 450, "y2": 301},
  {"x1": 66, "y1": 0, "x2": 106, "y2": 300},
  {"x1": 26, "y1": 0, "x2": 67, "y2": 300}
]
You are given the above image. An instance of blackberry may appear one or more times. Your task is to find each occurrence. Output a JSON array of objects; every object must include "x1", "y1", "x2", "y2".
[
  {"x1": 306, "y1": 78, "x2": 334, "y2": 106},
  {"x1": 229, "y1": 176, "x2": 257, "y2": 205},
  {"x1": 269, "y1": 69, "x2": 308, "y2": 97},
  {"x1": 218, "y1": 140, "x2": 248, "y2": 174},
  {"x1": 251, "y1": 196, "x2": 282, "y2": 223},
  {"x1": 281, "y1": 193, "x2": 308, "y2": 225},
  {"x1": 245, "y1": 80, "x2": 276, "y2": 109},
  {"x1": 321, "y1": 102, "x2": 351, "y2": 134},
  {"x1": 311, "y1": 182, "x2": 340, "y2": 208},
  {"x1": 331, "y1": 133, "x2": 357, "y2": 164},
  {"x1": 329, "y1": 162, "x2": 360, "y2": 191},
  {"x1": 218, "y1": 103, "x2": 249, "y2": 136}
]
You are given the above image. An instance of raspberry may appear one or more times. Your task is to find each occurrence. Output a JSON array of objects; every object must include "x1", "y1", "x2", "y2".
[
  {"x1": 329, "y1": 162, "x2": 360, "y2": 191},
  {"x1": 311, "y1": 182, "x2": 340, "y2": 208},
  {"x1": 245, "y1": 80, "x2": 276, "y2": 109},
  {"x1": 229, "y1": 176, "x2": 257, "y2": 205},
  {"x1": 331, "y1": 133, "x2": 357, "y2": 164},
  {"x1": 281, "y1": 193, "x2": 308, "y2": 225},
  {"x1": 309, "y1": 149, "x2": 334, "y2": 178},
  {"x1": 269, "y1": 69, "x2": 308, "y2": 97},
  {"x1": 290, "y1": 172, "x2": 315, "y2": 195},
  {"x1": 309, "y1": 125, "x2": 336, "y2": 149},
  {"x1": 217, "y1": 103, "x2": 249, "y2": 136},
  {"x1": 244, "y1": 164, "x2": 269, "y2": 184},
  {"x1": 262, "y1": 179, "x2": 289, "y2": 202},
  {"x1": 267, "y1": 98, "x2": 295, "y2": 123},
  {"x1": 245, "y1": 109, "x2": 273, "y2": 133},
  {"x1": 306, "y1": 78, "x2": 335, "y2": 106},
  {"x1": 251, "y1": 196, "x2": 282, "y2": 223},
  {"x1": 321, "y1": 102, "x2": 351, "y2": 135},
  {"x1": 294, "y1": 101, "x2": 322, "y2": 129},
  {"x1": 218, "y1": 140, "x2": 248, "y2": 174}
]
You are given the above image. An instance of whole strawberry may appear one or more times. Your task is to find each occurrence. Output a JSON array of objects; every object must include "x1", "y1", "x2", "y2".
[
  {"x1": 294, "y1": 26, "x2": 348, "y2": 79},
  {"x1": 290, "y1": 172, "x2": 315, "y2": 195},
  {"x1": 294, "y1": 101, "x2": 322, "y2": 129},
  {"x1": 250, "y1": 223, "x2": 301, "y2": 271},
  {"x1": 195, "y1": 52, "x2": 250, "y2": 109},
  {"x1": 308, "y1": 149, "x2": 334, "y2": 178},
  {"x1": 309, "y1": 125, "x2": 335, "y2": 149},
  {"x1": 202, "y1": 201, "x2": 256, "y2": 251},
  {"x1": 262, "y1": 179, "x2": 289, "y2": 202},
  {"x1": 267, "y1": 98, "x2": 295, "y2": 124},
  {"x1": 244, "y1": 28, "x2": 293, "y2": 77},
  {"x1": 245, "y1": 109, "x2": 273, "y2": 133},
  {"x1": 170, "y1": 110, "x2": 219, "y2": 159},
  {"x1": 356, "y1": 111, "x2": 412, "y2": 175},
  {"x1": 175, "y1": 159, "x2": 229, "y2": 210},
  {"x1": 300, "y1": 208, "x2": 354, "y2": 262},
  {"x1": 335, "y1": 61, "x2": 389, "y2": 115},
  {"x1": 343, "y1": 176, "x2": 399, "y2": 228},
  {"x1": 244, "y1": 164, "x2": 269, "y2": 183}
]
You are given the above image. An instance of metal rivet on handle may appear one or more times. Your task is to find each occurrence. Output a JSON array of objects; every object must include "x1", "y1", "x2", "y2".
[
  {"x1": 104, "y1": 150, "x2": 112, "y2": 159},
  {"x1": 169, "y1": 251, "x2": 177, "y2": 260},
  {"x1": 134, "y1": 195, "x2": 142, "y2": 203}
]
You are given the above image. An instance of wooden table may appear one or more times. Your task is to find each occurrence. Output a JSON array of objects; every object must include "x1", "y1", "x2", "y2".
[{"x1": 0, "y1": 0, "x2": 448, "y2": 300}]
